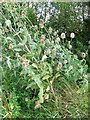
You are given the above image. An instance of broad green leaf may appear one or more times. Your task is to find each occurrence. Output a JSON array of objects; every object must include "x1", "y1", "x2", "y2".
[
  {"x1": 33, "y1": 75, "x2": 42, "y2": 88},
  {"x1": 33, "y1": 75, "x2": 44, "y2": 103}
]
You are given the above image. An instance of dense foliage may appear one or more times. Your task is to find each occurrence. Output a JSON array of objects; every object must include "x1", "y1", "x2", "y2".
[{"x1": 0, "y1": 2, "x2": 89, "y2": 119}]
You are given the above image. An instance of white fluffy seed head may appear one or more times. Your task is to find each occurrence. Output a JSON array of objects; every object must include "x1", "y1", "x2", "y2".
[
  {"x1": 70, "y1": 33, "x2": 75, "y2": 38},
  {"x1": 81, "y1": 52, "x2": 86, "y2": 58},
  {"x1": 61, "y1": 33, "x2": 66, "y2": 39},
  {"x1": 5, "y1": 19, "x2": 11, "y2": 27}
]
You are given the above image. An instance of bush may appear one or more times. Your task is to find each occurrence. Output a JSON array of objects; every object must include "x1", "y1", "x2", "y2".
[{"x1": 0, "y1": 3, "x2": 88, "y2": 118}]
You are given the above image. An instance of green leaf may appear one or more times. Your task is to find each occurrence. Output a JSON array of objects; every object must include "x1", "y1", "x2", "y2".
[
  {"x1": 42, "y1": 75, "x2": 50, "y2": 80},
  {"x1": 32, "y1": 63, "x2": 38, "y2": 69},
  {"x1": 14, "y1": 48, "x2": 22, "y2": 51},
  {"x1": 33, "y1": 75, "x2": 44, "y2": 103},
  {"x1": 38, "y1": 87, "x2": 44, "y2": 103},
  {"x1": 33, "y1": 75, "x2": 42, "y2": 88},
  {"x1": 48, "y1": 65, "x2": 53, "y2": 74},
  {"x1": 26, "y1": 82, "x2": 36, "y2": 90},
  {"x1": 79, "y1": 80, "x2": 88, "y2": 94}
]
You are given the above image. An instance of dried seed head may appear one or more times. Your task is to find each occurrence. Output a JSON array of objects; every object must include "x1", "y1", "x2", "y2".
[
  {"x1": 9, "y1": 44, "x2": 13, "y2": 49},
  {"x1": 61, "y1": 33, "x2": 66, "y2": 39},
  {"x1": 44, "y1": 51, "x2": 48, "y2": 55},
  {"x1": 48, "y1": 27, "x2": 52, "y2": 34},
  {"x1": 20, "y1": 55, "x2": 29, "y2": 67},
  {"x1": 34, "y1": 100, "x2": 41, "y2": 109},
  {"x1": 58, "y1": 62, "x2": 62, "y2": 68},
  {"x1": 22, "y1": 55, "x2": 26, "y2": 60},
  {"x1": 40, "y1": 60, "x2": 44, "y2": 64},
  {"x1": 20, "y1": 57, "x2": 24, "y2": 63},
  {"x1": 39, "y1": 19, "x2": 44, "y2": 28},
  {"x1": 41, "y1": 35, "x2": 45, "y2": 39},
  {"x1": 22, "y1": 62, "x2": 27, "y2": 68},
  {"x1": 22, "y1": 10, "x2": 26, "y2": 17},
  {"x1": 34, "y1": 103, "x2": 41, "y2": 109},
  {"x1": 39, "y1": 23, "x2": 44, "y2": 29},
  {"x1": 16, "y1": 52, "x2": 19, "y2": 57},
  {"x1": 40, "y1": 38, "x2": 45, "y2": 44},
  {"x1": 70, "y1": 33, "x2": 75, "y2": 39},
  {"x1": 44, "y1": 93, "x2": 49, "y2": 100},
  {"x1": 81, "y1": 52, "x2": 86, "y2": 58},
  {"x1": 17, "y1": 22, "x2": 21, "y2": 26},
  {"x1": 57, "y1": 62, "x2": 62, "y2": 71},
  {"x1": 25, "y1": 59, "x2": 29, "y2": 65},
  {"x1": 55, "y1": 37, "x2": 60, "y2": 44}
]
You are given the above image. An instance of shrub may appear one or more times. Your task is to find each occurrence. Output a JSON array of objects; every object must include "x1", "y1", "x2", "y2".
[{"x1": 0, "y1": 3, "x2": 88, "y2": 118}]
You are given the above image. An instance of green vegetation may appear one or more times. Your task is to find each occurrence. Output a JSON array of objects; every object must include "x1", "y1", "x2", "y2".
[{"x1": 0, "y1": 2, "x2": 89, "y2": 119}]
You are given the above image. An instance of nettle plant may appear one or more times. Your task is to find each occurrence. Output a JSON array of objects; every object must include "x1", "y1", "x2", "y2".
[{"x1": 1, "y1": 5, "x2": 88, "y2": 110}]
